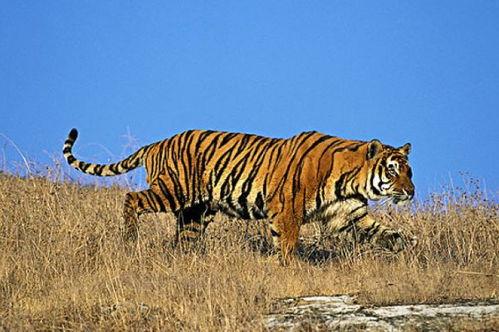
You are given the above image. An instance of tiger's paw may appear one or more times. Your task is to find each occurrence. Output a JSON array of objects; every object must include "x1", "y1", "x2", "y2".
[{"x1": 376, "y1": 230, "x2": 416, "y2": 253}]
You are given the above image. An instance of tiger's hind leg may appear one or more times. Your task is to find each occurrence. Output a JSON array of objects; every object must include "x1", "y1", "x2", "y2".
[
  {"x1": 122, "y1": 186, "x2": 170, "y2": 242},
  {"x1": 175, "y1": 204, "x2": 215, "y2": 248}
]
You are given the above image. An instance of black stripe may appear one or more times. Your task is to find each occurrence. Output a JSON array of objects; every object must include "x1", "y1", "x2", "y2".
[
  {"x1": 301, "y1": 187, "x2": 307, "y2": 217},
  {"x1": 152, "y1": 191, "x2": 166, "y2": 212},
  {"x1": 365, "y1": 224, "x2": 381, "y2": 241},
  {"x1": 137, "y1": 195, "x2": 145, "y2": 210},
  {"x1": 178, "y1": 133, "x2": 192, "y2": 200},
  {"x1": 338, "y1": 212, "x2": 368, "y2": 232},
  {"x1": 157, "y1": 178, "x2": 177, "y2": 211},
  {"x1": 94, "y1": 165, "x2": 104, "y2": 175},
  {"x1": 68, "y1": 128, "x2": 78, "y2": 140},
  {"x1": 334, "y1": 171, "x2": 350, "y2": 199},
  {"x1": 266, "y1": 140, "x2": 285, "y2": 184},
  {"x1": 166, "y1": 165, "x2": 186, "y2": 207},
  {"x1": 255, "y1": 192, "x2": 265, "y2": 212},
  {"x1": 204, "y1": 133, "x2": 222, "y2": 164},
  {"x1": 219, "y1": 132, "x2": 239, "y2": 147},
  {"x1": 195, "y1": 151, "x2": 205, "y2": 203},
  {"x1": 238, "y1": 138, "x2": 272, "y2": 206},
  {"x1": 142, "y1": 191, "x2": 156, "y2": 211},
  {"x1": 80, "y1": 162, "x2": 90, "y2": 172},
  {"x1": 268, "y1": 131, "x2": 317, "y2": 202},
  {"x1": 213, "y1": 148, "x2": 234, "y2": 185},
  {"x1": 292, "y1": 135, "x2": 334, "y2": 195},
  {"x1": 236, "y1": 134, "x2": 252, "y2": 154},
  {"x1": 109, "y1": 164, "x2": 121, "y2": 175},
  {"x1": 362, "y1": 221, "x2": 379, "y2": 235}
]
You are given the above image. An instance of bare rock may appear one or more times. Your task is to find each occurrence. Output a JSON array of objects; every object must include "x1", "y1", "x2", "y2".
[{"x1": 265, "y1": 295, "x2": 499, "y2": 331}]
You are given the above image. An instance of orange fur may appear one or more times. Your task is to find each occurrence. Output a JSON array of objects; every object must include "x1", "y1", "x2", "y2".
[{"x1": 64, "y1": 129, "x2": 415, "y2": 263}]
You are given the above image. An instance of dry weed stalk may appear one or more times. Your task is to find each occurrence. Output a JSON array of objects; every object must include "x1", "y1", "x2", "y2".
[{"x1": 0, "y1": 173, "x2": 497, "y2": 330}]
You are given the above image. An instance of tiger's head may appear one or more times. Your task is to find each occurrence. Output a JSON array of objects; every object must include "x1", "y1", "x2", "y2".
[{"x1": 364, "y1": 139, "x2": 415, "y2": 205}]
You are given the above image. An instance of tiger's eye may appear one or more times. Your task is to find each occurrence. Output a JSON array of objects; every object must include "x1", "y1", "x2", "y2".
[{"x1": 387, "y1": 164, "x2": 397, "y2": 176}]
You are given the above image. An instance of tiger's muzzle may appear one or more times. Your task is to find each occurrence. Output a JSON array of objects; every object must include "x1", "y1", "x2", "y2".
[{"x1": 392, "y1": 184, "x2": 415, "y2": 205}]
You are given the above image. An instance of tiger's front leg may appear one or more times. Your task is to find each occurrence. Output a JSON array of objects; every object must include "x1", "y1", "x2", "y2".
[
  {"x1": 354, "y1": 214, "x2": 414, "y2": 253},
  {"x1": 323, "y1": 200, "x2": 413, "y2": 253},
  {"x1": 268, "y1": 210, "x2": 301, "y2": 265}
]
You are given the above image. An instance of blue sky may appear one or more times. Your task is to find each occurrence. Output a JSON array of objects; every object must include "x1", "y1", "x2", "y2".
[{"x1": 1, "y1": 1, "x2": 498, "y2": 198}]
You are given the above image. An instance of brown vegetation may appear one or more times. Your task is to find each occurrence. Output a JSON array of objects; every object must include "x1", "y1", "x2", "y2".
[{"x1": 0, "y1": 174, "x2": 497, "y2": 330}]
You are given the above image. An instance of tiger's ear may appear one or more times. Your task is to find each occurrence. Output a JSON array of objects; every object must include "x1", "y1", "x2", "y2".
[
  {"x1": 398, "y1": 143, "x2": 411, "y2": 156},
  {"x1": 367, "y1": 139, "x2": 383, "y2": 160}
]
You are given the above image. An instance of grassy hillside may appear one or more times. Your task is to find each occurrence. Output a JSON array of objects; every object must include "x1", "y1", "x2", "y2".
[{"x1": 0, "y1": 174, "x2": 497, "y2": 330}]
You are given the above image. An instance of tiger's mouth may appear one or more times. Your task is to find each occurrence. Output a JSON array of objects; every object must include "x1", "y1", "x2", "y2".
[
  {"x1": 392, "y1": 190, "x2": 414, "y2": 206},
  {"x1": 393, "y1": 197, "x2": 409, "y2": 206}
]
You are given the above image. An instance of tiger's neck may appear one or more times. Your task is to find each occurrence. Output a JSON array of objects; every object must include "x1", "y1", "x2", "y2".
[{"x1": 320, "y1": 152, "x2": 370, "y2": 203}]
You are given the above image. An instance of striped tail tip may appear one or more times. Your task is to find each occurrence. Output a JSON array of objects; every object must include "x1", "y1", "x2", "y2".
[
  {"x1": 63, "y1": 128, "x2": 79, "y2": 165},
  {"x1": 68, "y1": 128, "x2": 78, "y2": 141}
]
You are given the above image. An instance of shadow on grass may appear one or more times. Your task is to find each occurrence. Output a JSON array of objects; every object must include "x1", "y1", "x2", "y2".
[{"x1": 238, "y1": 233, "x2": 364, "y2": 266}]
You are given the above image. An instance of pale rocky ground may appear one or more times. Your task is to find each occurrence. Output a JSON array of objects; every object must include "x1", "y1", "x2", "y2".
[{"x1": 265, "y1": 295, "x2": 499, "y2": 331}]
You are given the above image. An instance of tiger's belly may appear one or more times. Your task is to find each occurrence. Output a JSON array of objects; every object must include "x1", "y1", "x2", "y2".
[
  {"x1": 213, "y1": 194, "x2": 268, "y2": 220},
  {"x1": 310, "y1": 198, "x2": 367, "y2": 232}
]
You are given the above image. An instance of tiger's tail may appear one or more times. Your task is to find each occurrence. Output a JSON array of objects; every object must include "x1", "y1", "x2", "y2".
[{"x1": 63, "y1": 128, "x2": 148, "y2": 176}]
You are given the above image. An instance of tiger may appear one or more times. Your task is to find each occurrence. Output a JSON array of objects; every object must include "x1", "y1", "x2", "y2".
[{"x1": 63, "y1": 128, "x2": 415, "y2": 263}]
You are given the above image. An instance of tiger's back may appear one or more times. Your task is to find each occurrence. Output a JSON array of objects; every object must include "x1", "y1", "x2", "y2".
[{"x1": 141, "y1": 130, "x2": 362, "y2": 220}]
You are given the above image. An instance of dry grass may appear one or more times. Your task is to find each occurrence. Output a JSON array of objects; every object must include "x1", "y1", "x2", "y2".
[{"x1": 0, "y1": 173, "x2": 497, "y2": 330}]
